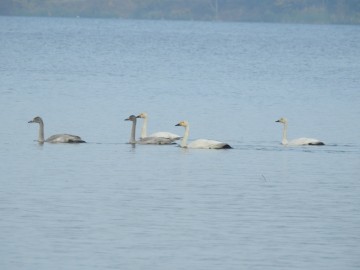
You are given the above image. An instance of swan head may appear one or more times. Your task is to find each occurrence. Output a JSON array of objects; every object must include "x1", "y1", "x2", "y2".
[
  {"x1": 124, "y1": 115, "x2": 137, "y2": 122},
  {"x1": 28, "y1": 116, "x2": 43, "y2": 124},
  {"x1": 175, "y1": 121, "x2": 189, "y2": 127},
  {"x1": 276, "y1": 117, "x2": 288, "y2": 124},
  {"x1": 136, "y1": 112, "x2": 148, "y2": 119}
]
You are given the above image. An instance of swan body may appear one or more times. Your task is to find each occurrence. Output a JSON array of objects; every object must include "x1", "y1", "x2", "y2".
[
  {"x1": 175, "y1": 121, "x2": 232, "y2": 149},
  {"x1": 125, "y1": 115, "x2": 175, "y2": 145},
  {"x1": 136, "y1": 112, "x2": 181, "y2": 140},
  {"x1": 276, "y1": 117, "x2": 325, "y2": 146},
  {"x1": 148, "y1": 131, "x2": 181, "y2": 140},
  {"x1": 28, "y1": 116, "x2": 86, "y2": 143}
]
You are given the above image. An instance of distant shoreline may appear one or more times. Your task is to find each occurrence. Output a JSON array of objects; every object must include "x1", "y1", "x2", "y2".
[
  {"x1": 1, "y1": 14, "x2": 359, "y2": 26},
  {"x1": 1, "y1": 0, "x2": 359, "y2": 25}
]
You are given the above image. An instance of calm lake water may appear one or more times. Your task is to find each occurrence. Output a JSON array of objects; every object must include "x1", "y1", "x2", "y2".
[{"x1": 0, "y1": 16, "x2": 359, "y2": 270}]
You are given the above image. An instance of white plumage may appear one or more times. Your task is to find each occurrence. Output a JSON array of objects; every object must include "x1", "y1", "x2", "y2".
[
  {"x1": 136, "y1": 112, "x2": 181, "y2": 140},
  {"x1": 125, "y1": 115, "x2": 175, "y2": 145},
  {"x1": 276, "y1": 117, "x2": 324, "y2": 146},
  {"x1": 175, "y1": 120, "x2": 231, "y2": 149}
]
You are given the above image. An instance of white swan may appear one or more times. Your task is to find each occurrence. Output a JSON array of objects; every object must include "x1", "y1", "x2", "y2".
[
  {"x1": 175, "y1": 121, "x2": 232, "y2": 149},
  {"x1": 28, "y1": 116, "x2": 86, "y2": 143},
  {"x1": 136, "y1": 112, "x2": 181, "y2": 140},
  {"x1": 276, "y1": 117, "x2": 325, "y2": 146},
  {"x1": 125, "y1": 115, "x2": 175, "y2": 145}
]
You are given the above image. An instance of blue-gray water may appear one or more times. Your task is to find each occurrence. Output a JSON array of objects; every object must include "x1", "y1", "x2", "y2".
[{"x1": 1, "y1": 16, "x2": 359, "y2": 270}]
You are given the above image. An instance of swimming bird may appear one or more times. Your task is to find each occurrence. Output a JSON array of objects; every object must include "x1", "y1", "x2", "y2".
[
  {"x1": 28, "y1": 116, "x2": 86, "y2": 143},
  {"x1": 136, "y1": 112, "x2": 181, "y2": 140},
  {"x1": 275, "y1": 117, "x2": 325, "y2": 146},
  {"x1": 175, "y1": 120, "x2": 232, "y2": 149},
  {"x1": 125, "y1": 115, "x2": 175, "y2": 145}
]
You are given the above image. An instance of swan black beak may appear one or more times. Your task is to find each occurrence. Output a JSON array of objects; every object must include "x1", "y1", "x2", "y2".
[
  {"x1": 275, "y1": 120, "x2": 280, "y2": 122},
  {"x1": 125, "y1": 115, "x2": 136, "y2": 121},
  {"x1": 28, "y1": 120, "x2": 34, "y2": 123},
  {"x1": 175, "y1": 123, "x2": 180, "y2": 126}
]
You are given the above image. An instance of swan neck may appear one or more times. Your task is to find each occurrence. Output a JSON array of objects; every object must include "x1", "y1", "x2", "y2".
[
  {"x1": 181, "y1": 125, "x2": 189, "y2": 148},
  {"x1": 140, "y1": 116, "x2": 148, "y2": 138},
  {"x1": 130, "y1": 119, "x2": 137, "y2": 144},
  {"x1": 38, "y1": 121, "x2": 45, "y2": 143},
  {"x1": 282, "y1": 122, "x2": 288, "y2": 145}
]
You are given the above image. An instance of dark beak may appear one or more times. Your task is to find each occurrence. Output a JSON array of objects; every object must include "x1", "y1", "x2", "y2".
[
  {"x1": 175, "y1": 124, "x2": 180, "y2": 126},
  {"x1": 275, "y1": 120, "x2": 280, "y2": 122},
  {"x1": 136, "y1": 115, "x2": 141, "y2": 118},
  {"x1": 125, "y1": 115, "x2": 136, "y2": 121},
  {"x1": 28, "y1": 120, "x2": 34, "y2": 123}
]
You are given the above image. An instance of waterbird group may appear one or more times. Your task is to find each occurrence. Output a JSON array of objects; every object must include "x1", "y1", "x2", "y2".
[{"x1": 28, "y1": 114, "x2": 325, "y2": 148}]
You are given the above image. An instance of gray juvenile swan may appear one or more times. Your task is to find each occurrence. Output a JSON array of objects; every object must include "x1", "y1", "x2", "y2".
[
  {"x1": 136, "y1": 112, "x2": 181, "y2": 140},
  {"x1": 275, "y1": 117, "x2": 324, "y2": 146},
  {"x1": 28, "y1": 116, "x2": 86, "y2": 143},
  {"x1": 125, "y1": 115, "x2": 175, "y2": 145},
  {"x1": 175, "y1": 120, "x2": 232, "y2": 149}
]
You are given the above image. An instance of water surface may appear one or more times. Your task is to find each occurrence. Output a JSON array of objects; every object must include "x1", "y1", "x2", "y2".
[{"x1": 0, "y1": 17, "x2": 359, "y2": 270}]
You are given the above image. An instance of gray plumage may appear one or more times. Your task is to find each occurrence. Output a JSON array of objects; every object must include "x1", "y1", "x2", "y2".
[
  {"x1": 125, "y1": 115, "x2": 175, "y2": 145},
  {"x1": 28, "y1": 116, "x2": 86, "y2": 143}
]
